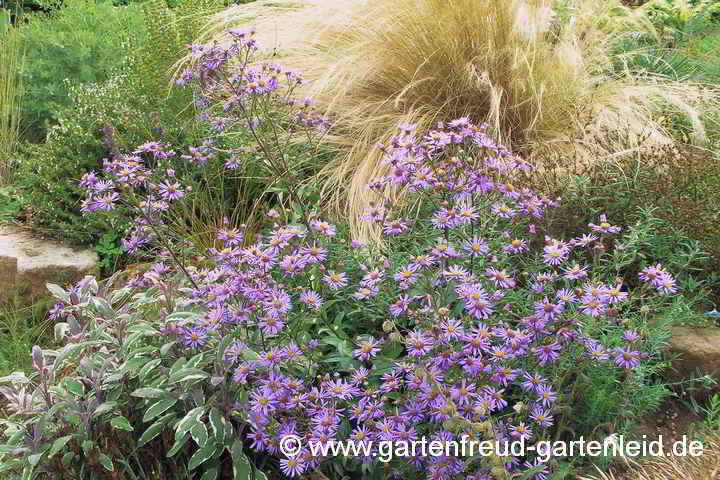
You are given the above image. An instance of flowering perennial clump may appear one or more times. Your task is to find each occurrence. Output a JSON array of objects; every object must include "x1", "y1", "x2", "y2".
[{"x1": 0, "y1": 27, "x2": 680, "y2": 480}]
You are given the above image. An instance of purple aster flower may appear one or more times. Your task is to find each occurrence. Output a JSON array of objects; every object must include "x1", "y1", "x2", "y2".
[
  {"x1": 586, "y1": 342, "x2": 610, "y2": 361},
  {"x1": 257, "y1": 316, "x2": 285, "y2": 336},
  {"x1": 353, "y1": 286, "x2": 379, "y2": 300},
  {"x1": 589, "y1": 214, "x2": 621, "y2": 234},
  {"x1": 406, "y1": 330, "x2": 435, "y2": 357},
  {"x1": 463, "y1": 236, "x2": 489, "y2": 256},
  {"x1": 563, "y1": 264, "x2": 589, "y2": 280},
  {"x1": 250, "y1": 388, "x2": 279, "y2": 415},
  {"x1": 533, "y1": 343, "x2": 562, "y2": 366},
  {"x1": 605, "y1": 284, "x2": 629, "y2": 304},
  {"x1": 450, "y1": 380, "x2": 476, "y2": 406},
  {"x1": 389, "y1": 294, "x2": 412, "y2": 317},
  {"x1": 485, "y1": 268, "x2": 516, "y2": 289},
  {"x1": 579, "y1": 297, "x2": 607, "y2": 317},
  {"x1": 534, "y1": 298, "x2": 563, "y2": 321},
  {"x1": 279, "y1": 456, "x2": 307, "y2": 477},
  {"x1": 264, "y1": 290, "x2": 292, "y2": 317},
  {"x1": 300, "y1": 244, "x2": 328, "y2": 263},
  {"x1": 383, "y1": 219, "x2": 410, "y2": 235},
  {"x1": 431, "y1": 207, "x2": 459, "y2": 229},
  {"x1": 639, "y1": 264, "x2": 668, "y2": 285},
  {"x1": 655, "y1": 272, "x2": 677, "y2": 295},
  {"x1": 183, "y1": 327, "x2": 208, "y2": 348},
  {"x1": 521, "y1": 373, "x2": 547, "y2": 394},
  {"x1": 529, "y1": 405, "x2": 554, "y2": 428},
  {"x1": 93, "y1": 192, "x2": 120, "y2": 211},
  {"x1": 571, "y1": 233, "x2": 599, "y2": 247},
  {"x1": 555, "y1": 288, "x2": 577, "y2": 304},
  {"x1": 536, "y1": 384, "x2": 557, "y2": 407},
  {"x1": 441, "y1": 318, "x2": 465, "y2": 341},
  {"x1": 323, "y1": 271, "x2": 348, "y2": 289},
  {"x1": 503, "y1": 238, "x2": 529, "y2": 254},
  {"x1": 543, "y1": 243, "x2": 569, "y2": 265},
  {"x1": 394, "y1": 266, "x2": 419, "y2": 284},
  {"x1": 614, "y1": 347, "x2": 641, "y2": 369},
  {"x1": 300, "y1": 290, "x2": 324, "y2": 310},
  {"x1": 310, "y1": 220, "x2": 336, "y2": 237},
  {"x1": 623, "y1": 329, "x2": 641, "y2": 342},
  {"x1": 509, "y1": 422, "x2": 533, "y2": 441},
  {"x1": 157, "y1": 182, "x2": 185, "y2": 201},
  {"x1": 491, "y1": 202, "x2": 516, "y2": 218},
  {"x1": 354, "y1": 337, "x2": 383, "y2": 361}
]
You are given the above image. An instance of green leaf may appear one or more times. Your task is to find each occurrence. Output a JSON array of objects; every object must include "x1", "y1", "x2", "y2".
[
  {"x1": 167, "y1": 432, "x2": 190, "y2": 458},
  {"x1": 208, "y1": 407, "x2": 225, "y2": 441},
  {"x1": 64, "y1": 378, "x2": 85, "y2": 396},
  {"x1": 98, "y1": 453, "x2": 114, "y2": 471},
  {"x1": 253, "y1": 469, "x2": 269, "y2": 480},
  {"x1": 168, "y1": 367, "x2": 210, "y2": 384},
  {"x1": 48, "y1": 435, "x2": 73, "y2": 458},
  {"x1": 110, "y1": 415, "x2": 133, "y2": 431},
  {"x1": 190, "y1": 422, "x2": 209, "y2": 448},
  {"x1": 81, "y1": 440, "x2": 94, "y2": 456},
  {"x1": 54, "y1": 322, "x2": 69, "y2": 341},
  {"x1": 93, "y1": 401, "x2": 118, "y2": 417},
  {"x1": 143, "y1": 398, "x2": 177, "y2": 423},
  {"x1": 188, "y1": 442, "x2": 217, "y2": 470},
  {"x1": 27, "y1": 453, "x2": 43, "y2": 467},
  {"x1": 175, "y1": 406, "x2": 205, "y2": 439},
  {"x1": 131, "y1": 387, "x2": 167, "y2": 399},
  {"x1": 138, "y1": 414, "x2": 174, "y2": 447},
  {"x1": 46, "y1": 283, "x2": 69, "y2": 301},
  {"x1": 200, "y1": 467, "x2": 219, "y2": 480},
  {"x1": 137, "y1": 358, "x2": 162, "y2": 379},
  {"x1": 160, "y1": 341, "x2": 176, "y2": 356},
  {"x1": 231, "y1": 439, "x2": 252, "y2": 480}
]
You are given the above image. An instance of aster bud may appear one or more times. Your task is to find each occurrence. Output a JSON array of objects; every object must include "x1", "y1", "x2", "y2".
[
  {"x1": 389, "y1": 332, "x2": 403, "y2": 343},
  {"x1": 382, "y1": 320, "x2": 395, "y2": 333}
]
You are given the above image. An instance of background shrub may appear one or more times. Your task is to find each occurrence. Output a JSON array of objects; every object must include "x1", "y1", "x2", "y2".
[{"x1": 17, "y1": 0, "x2": 145, "y2": 141}]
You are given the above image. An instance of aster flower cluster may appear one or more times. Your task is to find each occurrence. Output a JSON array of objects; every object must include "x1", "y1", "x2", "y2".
[
  {"x1": 69, "y1": 30, "x2": 683, "y2": 480},
  {"x1": 177, "y1": 26, "x2": 328, "y2": 135}
]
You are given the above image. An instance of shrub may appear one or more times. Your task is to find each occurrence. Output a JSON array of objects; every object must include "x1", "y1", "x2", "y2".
[
  {"x1": 12, "y1": 0, "x2": 240, "y2": 247},
  {"x1": 0, "y1": 30, "x2": 694, "y2": 480},
  {"x1": 17, "y1": 0, "x2": 144, "y2": 140},
  {"x1": 13, "y1": 75, "x2": 153, "y2": 244}
]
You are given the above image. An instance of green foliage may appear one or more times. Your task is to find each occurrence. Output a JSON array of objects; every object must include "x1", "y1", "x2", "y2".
[
  {"x1": 11, "y1": 0, "x2": 235, "y2": 247},
  {"x1": 0, "y1": 300, "x2": 51, "y2": 377},
  {"x1": 12, "y1": 76, "x2": 141, "y2": 243},
  {"x1": 17, "y1": 0, "x2": 145, "y2": 140},
  {"x1": 544, "y1": 146, "x2": 720, "y2": 303},
  {"x1": 0, "y1": 185, "x2": 23, "y2": 220},
  {"x1": 95, "y1": 231, "x2": 123, "y2": 275},
  {"x1": 0, "y1": 278, "x2": 263, "y2": 479},
  {"x1": 126, "y1": 0, "x2": 222, "y2": 105}
]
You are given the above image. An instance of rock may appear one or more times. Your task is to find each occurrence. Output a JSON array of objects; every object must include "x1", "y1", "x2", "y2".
[
  {"x1": 0, "y1": 226, "x2": 98, "y2": 305},
  {"x1": 667, "y1": 325, "x2": 720, "y2": 394}
]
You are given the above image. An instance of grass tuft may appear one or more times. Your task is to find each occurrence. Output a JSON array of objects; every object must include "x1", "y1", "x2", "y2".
[{"x1": 0, "y1": 26, "x2": 24, "y2": 184}]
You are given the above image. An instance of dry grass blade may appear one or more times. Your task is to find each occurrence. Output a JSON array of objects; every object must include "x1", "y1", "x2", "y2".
[{"x1": 580, "y1": 431, "x2": 720, "y2": 480}]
